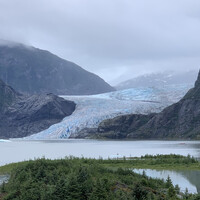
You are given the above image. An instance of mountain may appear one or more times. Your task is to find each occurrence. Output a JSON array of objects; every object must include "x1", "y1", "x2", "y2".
[
  {"x1": 0, "y1": 41, "x2": 114, "y2": 95},
  {"x1": 0, "y1": 79, "x2": 76, "y2": 139},
  {"x1": 22, "y1": 72, "x2": 195, "y2": 140},
  {"x1": 26, "y1": 83, "x2": 192, "y2": 140},
  {"x1": 97, "y1": 70, "x2": 200, "y2": 139},
  {"x1": 0, "y1": 79, "x2": 19, "y2": 111},
  {"x1": 115, "y1": 71, "x2": 197, "y2": 90}
]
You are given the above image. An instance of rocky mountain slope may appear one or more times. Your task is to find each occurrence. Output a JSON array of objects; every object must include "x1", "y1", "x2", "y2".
[
  {"x1": 0, "y1": 79, "x2": 76, "y2": 138},
  {"x1": 0, "y1": 79, "x2": 20, "y2": 111},
  {"x1": 0, "y1": 41, "x2": 114, "y2": 95},
  {"x1": 26, "y1": 83, "x2": 191, "y2": 139},
  {"x1": 97, "y1": 71, "x2": 200, "y2": 139}
]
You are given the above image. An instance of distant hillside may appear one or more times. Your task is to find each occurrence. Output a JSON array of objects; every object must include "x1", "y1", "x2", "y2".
[
  {"x1": 0, "y1": 42, "x2": 114, "y2": 95},
  {"x1": 0, "y1": 79, "x2": 76, "y2": 138},
  {"x1": 97, "y1": 70, "x2": 200, "y2": 140},
  {"x1": 116, "y1": 71, "x2": 197, "y2": 90}
]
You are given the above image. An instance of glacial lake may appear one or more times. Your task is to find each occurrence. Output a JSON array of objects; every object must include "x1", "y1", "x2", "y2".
[
  {"x1": 1, "y1": 139, "x2": 200, "y2": 193},
  {"x1": 0, "y1": 175, "x2": 9, "y2": 185},
  {"x1": 1, "y1": 139, "x2": 200, "y2": 166},
  {"x1": 133, "y1": 169, "x2": 200, "y2": 194}
]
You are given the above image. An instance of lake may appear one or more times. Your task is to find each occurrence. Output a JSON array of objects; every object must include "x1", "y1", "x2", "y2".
[
  {"x1": 133, "y1": 169, "x2": 200, "y2": 194},
  {"x1": 1, "y1": 139, "x2": 200, "y2": 166},
  {"x1": 0, "y1": 175, "x2": 9, "y2": 185}
]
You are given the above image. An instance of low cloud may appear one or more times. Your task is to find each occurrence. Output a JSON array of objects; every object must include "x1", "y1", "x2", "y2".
[{"x1": 0, "y1": 0, "x2": 200, "y2": 84}]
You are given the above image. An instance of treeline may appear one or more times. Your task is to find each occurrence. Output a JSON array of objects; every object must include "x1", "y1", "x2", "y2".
[
  {"x1": 0, "y1": 157, "x2": 200, "y2": 200},
  {"x1": 140, "y1": 154, "x2": 198, "y2": 165},
  {"x1": 98, "y1": 154, "x2": 199, "y2": 169}
]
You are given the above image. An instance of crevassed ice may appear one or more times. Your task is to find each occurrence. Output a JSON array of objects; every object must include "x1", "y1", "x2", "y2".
[{"x1": 26, "y1": 85, "x2": 191, "y2": 140}]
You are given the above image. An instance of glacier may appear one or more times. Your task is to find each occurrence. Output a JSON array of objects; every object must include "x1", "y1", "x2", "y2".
[
  {"x1": 0, "y1": 139, "x2": 11, "y2": 142},
  {"x1": 26, "y1": 84, "x2": 192, "y2": 139}
]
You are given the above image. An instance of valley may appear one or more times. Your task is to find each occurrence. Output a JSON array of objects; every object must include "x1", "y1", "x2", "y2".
[{"x1": 26, "y1": 84, "x2": 192, "y2": 139}]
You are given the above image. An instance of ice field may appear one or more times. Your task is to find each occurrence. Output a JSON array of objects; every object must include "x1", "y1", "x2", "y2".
[{"x1": 26, "y1": 84, "x2": 192, "y2": 139}]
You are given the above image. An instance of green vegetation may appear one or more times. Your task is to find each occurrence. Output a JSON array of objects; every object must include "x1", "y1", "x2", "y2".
[
  {"x1": 0, "y1": 163, "x2": 27, "y2": 175},
  {"x1": 0, "y1": 155, "x2": 200, "y2": 200},
  {"x1": 102, "y1": 154, "x2": 200, "y2": 170}
]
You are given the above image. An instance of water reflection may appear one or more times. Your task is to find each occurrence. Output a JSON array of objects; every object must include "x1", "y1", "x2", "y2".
[
  {"x1": 133, "y1": 169, "x2": 200, "y2": 194},
  {"x1": 0, "y1": 175, "x2": 9, "y2": 185},
  {"x1": 180, "y1": 170, "x2": 200, "y2": 193}
]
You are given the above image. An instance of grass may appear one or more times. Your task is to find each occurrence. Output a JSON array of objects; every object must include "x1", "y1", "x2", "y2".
[{"x1": 0, "y1": 161, "x2": 30, "y2": 175}]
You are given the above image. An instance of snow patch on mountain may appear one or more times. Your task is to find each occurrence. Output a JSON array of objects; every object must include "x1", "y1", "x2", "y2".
[
  {"x1": 0, "y1": 139, "x2": 11, "y2": 142},
  {"x1": 116, "y1": 71, "x2": 197, "y2": 90}
]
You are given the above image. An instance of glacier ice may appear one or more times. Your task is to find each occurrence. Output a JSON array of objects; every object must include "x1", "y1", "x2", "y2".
[{"x1": 26, "y1": 85, "x2": 192, "y2": 139}]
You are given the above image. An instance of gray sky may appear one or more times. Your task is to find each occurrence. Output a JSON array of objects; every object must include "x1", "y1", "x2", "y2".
[{"x1": 0, "y1": 0, "x2": 200, "y2": 85}]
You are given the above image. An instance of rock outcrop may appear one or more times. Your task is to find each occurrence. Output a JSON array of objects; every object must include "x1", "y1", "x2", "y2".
[
  {"x1": 0, "y1": 41, "x2": 114, "y2": 95},
  {"x1": 97, "y1": 71, "x2": 200, "y2": 139},
  {"x1": 0, "y1": 79, "x2": 19, "y2": 111},
  {"x1": 0, "y1": 79, "x2": 76, "y2": 138}
]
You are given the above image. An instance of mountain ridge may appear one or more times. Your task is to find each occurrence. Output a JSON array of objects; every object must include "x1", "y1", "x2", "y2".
[
  {"x1": 0, "y1": 79, "x2": 76, "y2": 139},
  {"x1": 96, "y1": 70, "x2": 200, "y2": 139},
  {"x1": 115, "y1": 71, "x2": 197, "y2": 90},
  {"x1": 0, "y1": 42, "x2": 114, "y2": 95}
]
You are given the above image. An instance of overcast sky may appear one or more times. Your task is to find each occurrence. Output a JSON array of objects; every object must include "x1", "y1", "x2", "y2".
[{"x1": 0, "y1": 0, "x2": 200, "y2": 85}]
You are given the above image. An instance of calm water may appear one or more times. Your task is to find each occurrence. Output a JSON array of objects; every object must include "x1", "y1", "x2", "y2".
[
  {"x1": 133, "y1": 169, "x2": 200, "y2": 194},
  {"x1": 1, "y1": 139, "x2": 200, "y2": 166},
  {"x1": 0, "y1": 175, "x2": 9, "y2": 185}
]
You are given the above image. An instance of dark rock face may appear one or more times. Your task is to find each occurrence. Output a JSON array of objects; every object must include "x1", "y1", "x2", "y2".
[
  {"x1": 97, "y1": 70, "x2": 200, "y2": 139},
  {"x1": 0, "y1": 80, "x2": 76, "y2": 139},
  {"x1": 98, "y1": 114, "x2": 155, "y2": 139},
  {"x1": 0, "y1": 79, "x2": 19, "y2": 111},
  {"x1": 0, "y1": 43, "x2": 114, "y2": 95}
]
